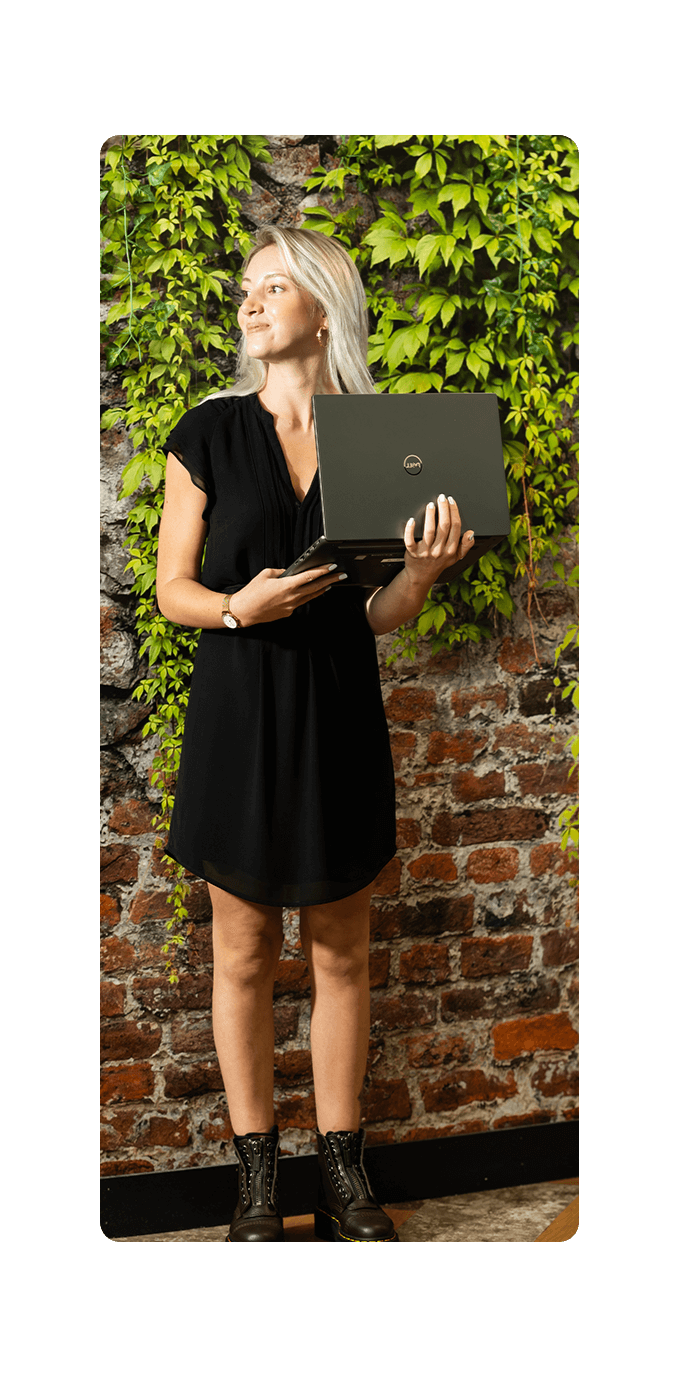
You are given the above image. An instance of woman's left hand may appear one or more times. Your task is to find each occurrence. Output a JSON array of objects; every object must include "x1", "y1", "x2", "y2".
[{"x1": 403, "y1": 494, "x2": 475, "y2": 588}]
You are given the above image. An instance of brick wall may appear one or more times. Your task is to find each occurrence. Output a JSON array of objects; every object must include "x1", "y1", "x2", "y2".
[{"x1": 101, "y1": 135, "x2": 578, "y2": 1175}]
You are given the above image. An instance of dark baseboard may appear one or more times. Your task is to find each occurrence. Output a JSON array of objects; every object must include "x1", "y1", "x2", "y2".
[{"x1": 101, "y1": 1120, "x2": 578, "y2": 1238}]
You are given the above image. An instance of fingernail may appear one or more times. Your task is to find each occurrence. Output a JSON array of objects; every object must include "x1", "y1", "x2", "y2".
[
  {"x1": 438, "y1": 493, "x2": 445, "y2": 501},
  {"x1": 469, "y1": 532, "x2": 475, "y2": 542},
  {"x1": 338, "y1": 572, "x2": 348, "y2": 580},
  {"x1": 448, "y1": 497, "x2": 455, "y2": 505},
  {"x1": 407, "y1": 517, "x2": 415, "y2": 525},
  {"x1": 428, "y1": 502, "x2": 435, "y2": 510},
  {"x1": 328, "y1": 563, "x2": 337, "y2": 571}
]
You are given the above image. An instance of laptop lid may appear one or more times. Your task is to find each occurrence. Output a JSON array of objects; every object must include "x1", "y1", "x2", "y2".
[{"x1": 312, "y1": 392, "x2": 510, "y2": 544}]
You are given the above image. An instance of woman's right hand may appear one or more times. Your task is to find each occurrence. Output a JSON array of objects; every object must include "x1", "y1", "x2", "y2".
[{"x1": 229, "y1": 565, "x2": 346, "y2": 626}]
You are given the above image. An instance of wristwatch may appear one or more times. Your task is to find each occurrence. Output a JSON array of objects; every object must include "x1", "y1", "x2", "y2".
[{"x1": 221, "y1": 594, "x2": 242, "y2": 629}]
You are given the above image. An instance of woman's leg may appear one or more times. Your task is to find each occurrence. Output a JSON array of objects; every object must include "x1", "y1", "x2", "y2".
[
  {"x1": 209, "y1": 884, "x2": 284, "y2": 1135},
  {"x1": 299, "y1": 882, "x2": 373, "y2": 1133}
]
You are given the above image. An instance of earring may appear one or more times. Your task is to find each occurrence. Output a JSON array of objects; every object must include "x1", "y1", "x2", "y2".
[{"x1": 317, "y1": 325, "x2": 327, "y2": 346}]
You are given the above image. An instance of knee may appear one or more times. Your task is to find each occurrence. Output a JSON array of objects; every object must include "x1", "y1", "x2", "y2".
[
  {"x1": 214, "y1": 928, "x2": 283, "y2": 989},
  {"x1": 213, "y1": 919, "x2": 284, "y2": 985},
  {"x1": 308, "y1": 936, "x2": 369, "y2": 986}
]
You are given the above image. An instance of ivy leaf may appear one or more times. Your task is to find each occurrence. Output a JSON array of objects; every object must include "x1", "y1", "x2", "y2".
[
  {"x1": 363, "y1": 222, "x2": 411, "y2": 267},
  {"x1": 533, "y1": 225, "x2": 554, "y2": 253},
  {"x1": 414, "y1": 153, "x2": 432, "y2": 180},
  {"x1": 374, "y1": 135, "x2": 411, "y2": 147}
]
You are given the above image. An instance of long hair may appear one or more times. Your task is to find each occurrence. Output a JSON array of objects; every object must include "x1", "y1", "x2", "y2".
[{"x1": 203, "y1": 226, "x2": 376, "y2": 399}]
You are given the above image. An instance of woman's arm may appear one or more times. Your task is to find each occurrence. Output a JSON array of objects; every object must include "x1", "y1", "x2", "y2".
[
  {"x1": 365, "y1": 494, "x2": 475, "y2": 636},
  {"x1": 156, "y1": 453, "x2": 346, "y2": 629},
  {"x1": 156, "y1": 454, "x2": 225, "y2": 628}
]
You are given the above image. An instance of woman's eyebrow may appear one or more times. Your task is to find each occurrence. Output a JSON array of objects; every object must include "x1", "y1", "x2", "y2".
[{"x1": 240, "y1": 271, "x2": 292, "y2": 285}]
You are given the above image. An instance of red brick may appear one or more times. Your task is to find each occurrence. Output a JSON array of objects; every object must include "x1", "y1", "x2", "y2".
[
  {"x1": 100, "y1": 1108, "x2": 139, "y2": 1148},
  {"x1": 420, "y1": 1069, "x2": 517, "y2": 1112},
  {"x1": 396, "y1": 817, "x2": 421, "y2": 848},
  {"x1": 563, "y1": 1105, "x2": 579, "y2": 1121},
  {"x1": 371, "y1": 894, "x2": 474, "y2": 939},
  {"x1": 101, "y1": 893, "x2": 121, "y2": 927},
  {"x1": 531, "y1": 1061, "x2": 579, "y2": 1098},
  {"x1": 461, "y1": 934, "x2": 532, "y2": 978},
  {"x1": 273, "y1": 959, "x2": 310, "y2": 997},
  {"x1": 132, "y1": 973, "x2": 213, "y2": 1015},
  {"x1": 492, "y1": 723, "x2": 555, "y2": 753},
  {"x1": 369, "y1": 948, "x2": 390, "y2": 988},
  {"x1": 363, "y1": 1128, "x2": 396, "y2": 1145},
  {"x1": 164, "y1": 1059, "x2": 223, "y2": 1099},
  {"x1": 453, "y1": 770, "x2": 505, "y2": 803},
  {"x1": 274, "y1": 1049, "x2": 313, "y2": 1084},
  {"x1": 200, "y1": 1100, "x2": 232, "y2": 1144},
  {"x1": 493, "y1": 1109, "x2": 554, "y2": 1129},
  {"x1": 493, "y1": 1011, "x2": 579, "y2": 1060},
  {"x1": 101, "y1": 935, "x2": 137, "y2": 973},
  {"x1": 389, "y1": 731, "x2": 416, "y2": 770},
  {"x1": 497, "y1": 636, "x2": 536, "y2": 673},
  {"x1": 408, "y1": 852, "x2": 458, "y2": 884},
  {"x1": 450, "y1": 687, "x2": 508, "y2": 717},
  {"x1": 412, "y1": 772, "x2": 445, "y2": 787},
  {"x1": 371, "y1": 991, "x2": 437, "y2": 1029},
  {"x1": 372, "y1": 856, "x2": 401, "y2": 896},
  {"x1": 101, "y1": 981, "x2": 125, "y2": 1017},
  {"x1": 101, "y1": 1063, "x2": 155, "y2": 1105},
  {"x1": 362, "y1": 1077, "x2": 411, "y2": 1122},
  {"x1": 273, "y1": 1005, "x2": 299, "y2": 1042},
  {"x1": 275, "y1": 1092, "x2": 317, "y2": 1130},
  {"x1": 384, "y1": 687, "x2": 437, "y2": 722},
  {"x1": 138, "y1": 1115, "x2": 191, "y2": 1147},
  {"x1": 100, "y1": 1158, "x2": 154, "y2": 1177},
  {"x1": 129, "y1": 889, "x2": 172, "y2": 924},
  {"x1": 515, "y1": 762, "x2": 578, "y2": 798},
  {"x1": 433, "y1": 807, "x2": 547, "y2": 846},
  {"x1": 441, "y1": 985, "x2": 489, "y2": 1020},
  {"x1": 109, "y1": 797, "x2": 156, "y2": 836},
  {"x1": 466, "y1": 846, "x2": 520, "y2": 884},
  {"x1": 171, "y1": 1018, "x2": 217, "y2": 1056},
  {"x1": 399, "y1": 942, "x2": 450, "y2": 985},
  {"x1": 402, "y1": 1124, "x2": 470, "y2": 1142},
  {"x1": 541, "y1": 928, "x2": 579, "y2": 967},
  {"x1": 530, "y1": 843, "x2": 579, "y2": 877},
  {"x1": 100, "y1": 844, "x2": 139, "y2": 884},
  {"x1": 405, "y1": 1033, "x2": 470, "y2": 1068},
  {"x1": 183, "y1": 882, "x2": 212, "y2": 923},
  {"x1": 101, "y1": 1020, "x2": 162, "y2": 1063},
  {"x1": 427, "y1": 729, "x2": 488, "y2": 765},
  {"x1": 426, "y1": 647, "x2": 464, "y2": 674}
]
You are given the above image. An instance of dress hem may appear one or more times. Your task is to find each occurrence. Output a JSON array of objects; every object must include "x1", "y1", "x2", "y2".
[{"x1": 163, "y1": 846, "x2": 397, "y2": 909}]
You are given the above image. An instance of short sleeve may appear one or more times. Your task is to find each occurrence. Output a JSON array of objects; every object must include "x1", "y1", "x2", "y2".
[{"x1": 163, "y1": 403, "x2": 219, "y2": 519}]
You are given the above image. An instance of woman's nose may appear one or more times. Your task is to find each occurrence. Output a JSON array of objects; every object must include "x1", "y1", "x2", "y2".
[{"x1": 243, "y1": 291, "x2": 263, "y2": 314}]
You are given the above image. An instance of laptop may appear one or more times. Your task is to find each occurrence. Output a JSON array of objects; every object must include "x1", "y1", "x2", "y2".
[{"x1": 280, "y1": 392, "x2": 511, "y2": 587}]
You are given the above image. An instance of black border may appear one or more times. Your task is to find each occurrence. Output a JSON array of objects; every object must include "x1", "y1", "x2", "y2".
[{"x1": 101, "y1": 1120, "x2": 578, "y2": 1238}]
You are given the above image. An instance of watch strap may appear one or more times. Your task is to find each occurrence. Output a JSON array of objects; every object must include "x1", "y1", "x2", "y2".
[{"x1": 222, "y1": 594, "x2": 242, "y2": 628}]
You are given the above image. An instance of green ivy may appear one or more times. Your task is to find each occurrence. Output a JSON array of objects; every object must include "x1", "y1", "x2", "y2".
[
  {"x1": 101, "y1": 135, "x2": 270, "y2": 978},
  {"x1": 101, "y1": 134, "x2": 578, "y2": 976},
  {"x1": 301, "y1": 133, "x2": 579, "y2": 663}
]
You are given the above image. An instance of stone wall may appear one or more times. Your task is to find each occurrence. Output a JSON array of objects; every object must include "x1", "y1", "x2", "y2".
[{"x1": 100, "y1": 136, "x2": 578, "y2": 1175}]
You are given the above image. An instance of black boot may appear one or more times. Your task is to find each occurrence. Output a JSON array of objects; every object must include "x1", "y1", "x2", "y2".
[
  {"x1": 227, "y1": 1126, "x2": 284, "y2": 1242},
  {"x1": 315, "y1": 1128, "x2": 399, "y2": 1242}
]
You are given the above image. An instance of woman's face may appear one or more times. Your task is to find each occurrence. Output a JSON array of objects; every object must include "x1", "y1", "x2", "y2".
[{"x1": 237, "y1": 244, "x2": 325, "y2": 364}]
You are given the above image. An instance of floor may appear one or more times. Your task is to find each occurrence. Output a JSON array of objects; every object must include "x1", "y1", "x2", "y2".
[{"x1": 115, "y1": 1178, "x2": 579, "y2": 1242}]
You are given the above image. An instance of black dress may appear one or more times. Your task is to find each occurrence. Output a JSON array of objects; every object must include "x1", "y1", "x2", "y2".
[{"x1": 162, "y1": 393, "x2": 396, "y2": 907}]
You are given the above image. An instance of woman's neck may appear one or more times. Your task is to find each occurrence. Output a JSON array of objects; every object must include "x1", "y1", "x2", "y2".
[{"x1": 258, "y1": 358, "x2": 341, "y2": 431}]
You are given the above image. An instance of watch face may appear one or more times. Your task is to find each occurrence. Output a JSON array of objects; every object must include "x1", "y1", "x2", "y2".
[{"x1": 224, "y1": 613, "x2": 238, "y2": 629}]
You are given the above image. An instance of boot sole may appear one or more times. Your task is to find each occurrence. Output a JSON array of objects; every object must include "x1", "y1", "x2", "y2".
[{"x1": 314, "y1": 1207, "x2": 399, "y2": 1242}]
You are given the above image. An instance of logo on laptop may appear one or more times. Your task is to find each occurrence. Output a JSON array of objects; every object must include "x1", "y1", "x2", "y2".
[{"x1": 404, "y1": 454, "x2": 422, "y2": 475}]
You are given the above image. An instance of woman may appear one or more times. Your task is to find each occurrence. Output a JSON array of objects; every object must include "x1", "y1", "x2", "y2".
[{"x1": 156, "y1": 226, "x2": 475, "y2": 1242}]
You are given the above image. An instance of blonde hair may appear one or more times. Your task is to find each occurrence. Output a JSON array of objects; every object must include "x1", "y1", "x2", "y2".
[{"x1": 203, "y1": 226, "x2": 375, "y2": 398}]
